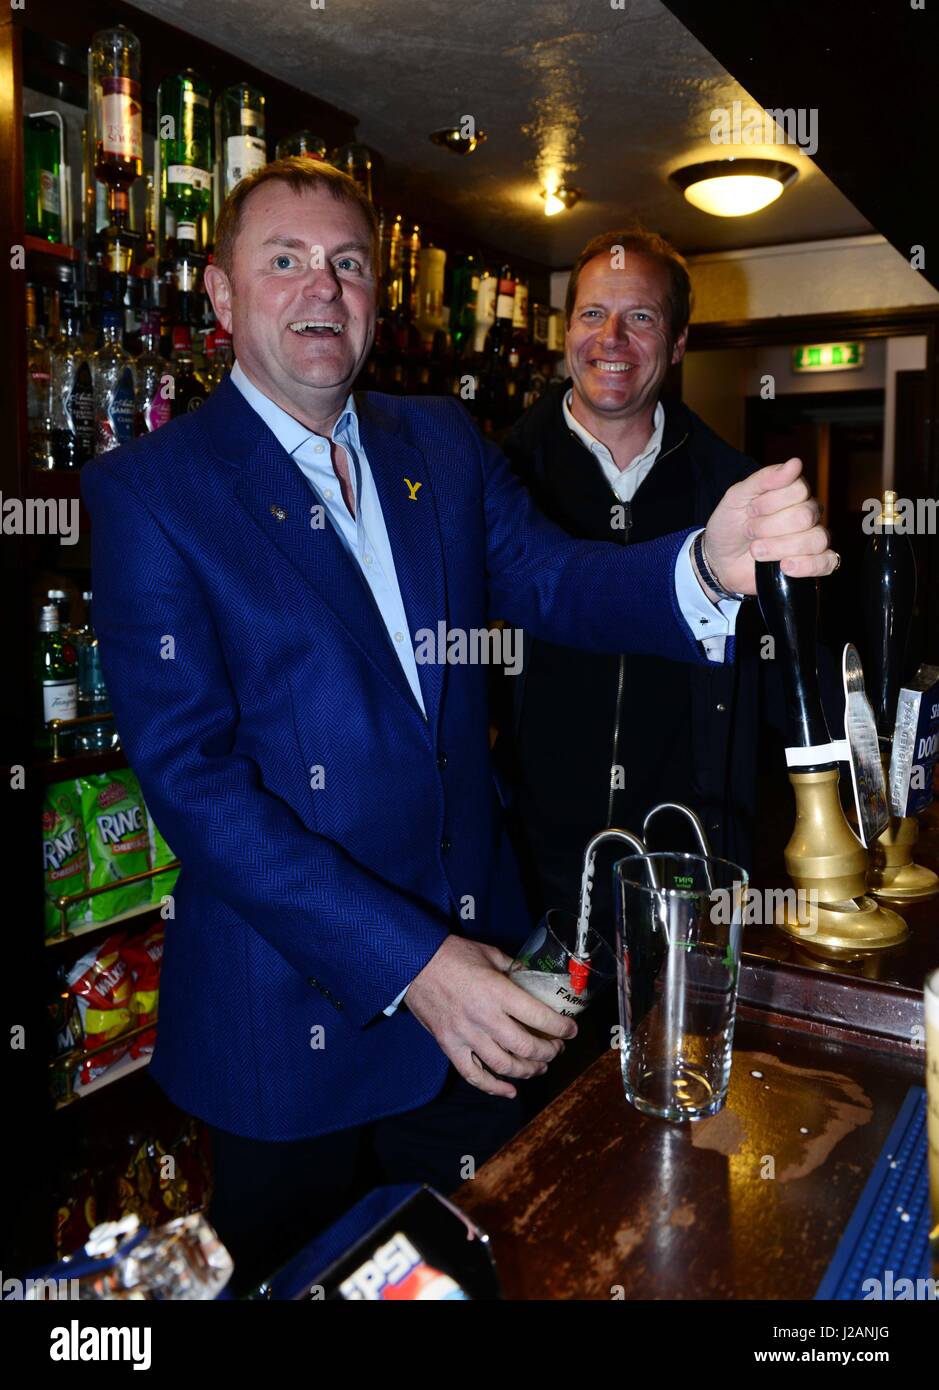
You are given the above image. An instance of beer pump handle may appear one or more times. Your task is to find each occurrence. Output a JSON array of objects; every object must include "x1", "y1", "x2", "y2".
[
  {"x1": 862, "y1": 494, "x2": 916, "y2": 743},
  {"x1": 755, "y1": 560, "x2": 834, "y2": 766}
]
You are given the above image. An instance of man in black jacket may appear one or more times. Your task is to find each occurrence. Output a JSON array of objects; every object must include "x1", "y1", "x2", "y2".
[{"x1": 500, "y1": 226, "x2": 769, "y2": 928}]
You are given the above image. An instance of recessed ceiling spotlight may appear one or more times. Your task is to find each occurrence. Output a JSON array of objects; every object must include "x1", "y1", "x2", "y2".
[
  {"x1": 542, "y1": 186, "x2": 582, "y2": 216},
  {"x1": 670, "y1": 158, "x2": 798, "y2": 217},
  {"x1": 429, "y1": 126, "x2": 488, "y2": 155}
]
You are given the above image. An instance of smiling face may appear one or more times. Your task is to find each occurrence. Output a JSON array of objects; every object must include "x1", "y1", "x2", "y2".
[
  {"x1": 204, "y1": 180, "x2": 377, "y2": 428},
  {"x1": 566, "y1": 252, "x2": 687, "y2": 427}
]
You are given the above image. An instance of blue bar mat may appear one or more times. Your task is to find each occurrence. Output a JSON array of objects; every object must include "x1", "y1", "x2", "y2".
[{"x1": 816, "y1": 1085, "x2": 933, "y2": 1299}]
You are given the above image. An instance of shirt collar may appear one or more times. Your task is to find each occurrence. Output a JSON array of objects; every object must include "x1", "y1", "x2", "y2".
[
  {"x1": 562, "y1": 388, "x2": 665, "y2": 472},
  {"x1": 230, "y1": 360, "x2": 358, "y2": 457}
]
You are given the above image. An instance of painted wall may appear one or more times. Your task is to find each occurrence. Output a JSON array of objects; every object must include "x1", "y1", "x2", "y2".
[{"x1": 686, "y1": 236, "x2": 938, "y2": 323}]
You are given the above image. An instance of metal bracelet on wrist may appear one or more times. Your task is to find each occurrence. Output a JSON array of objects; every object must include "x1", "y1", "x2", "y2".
[{"x1": 693, "y1": 530, "x2": 747, "y2": 602}]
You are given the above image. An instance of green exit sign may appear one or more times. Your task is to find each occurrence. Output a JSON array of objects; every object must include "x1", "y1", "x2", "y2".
[{"x1": 792, "y1": 341, "x2": 865, "y2": 373}]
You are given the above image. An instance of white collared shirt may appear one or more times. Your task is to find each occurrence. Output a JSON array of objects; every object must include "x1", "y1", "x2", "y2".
[
  {"x1": 562, "y1": 390, "x2": 665, "y2": 503},
  {"x1": 230, "y1": 361, "x2": 427, "y2": 717},
  {"x1": 560, "y1": 388, "x2": 739, "y2": 660}
]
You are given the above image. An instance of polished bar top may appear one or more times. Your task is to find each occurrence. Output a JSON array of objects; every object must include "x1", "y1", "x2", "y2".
[{"x1": 454, "y1": 1019, "x2": 924, "y2": 1300}]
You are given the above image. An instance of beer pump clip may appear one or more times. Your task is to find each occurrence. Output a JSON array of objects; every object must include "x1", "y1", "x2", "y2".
[{"x1": 756, "y1": 562, "x2": 907, "y2": 953}]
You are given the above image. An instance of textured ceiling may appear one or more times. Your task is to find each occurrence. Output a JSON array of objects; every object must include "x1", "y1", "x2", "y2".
[{"x1": 128, "y1": 0, "x2": 872, "y2": 267}]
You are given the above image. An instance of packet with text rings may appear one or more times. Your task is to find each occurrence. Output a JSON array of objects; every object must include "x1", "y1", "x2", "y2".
[
  {"x1": 42, "y1": 782, "x2": 92, "y2": 938},
  {"x1": 79, "y1": 771, "x2": 151, "y2": 921},
  {"x1": 147, "y1": 812, "x2": 178, "y2": 907}
]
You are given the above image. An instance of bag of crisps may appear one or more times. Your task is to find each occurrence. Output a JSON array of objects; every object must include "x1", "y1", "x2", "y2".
[
  {"x1": 66, "y1": 933, "x2": 133, "y2": 1088},
  {"x1": 79, "y1": 770, "x2": 151, "y2": 921},
  {"x1": 42, "y1": 782, "x2": 92, "y2": 938},
  {"x1": 122, "y1": 924, "x2": 164, "y2": 1058}
]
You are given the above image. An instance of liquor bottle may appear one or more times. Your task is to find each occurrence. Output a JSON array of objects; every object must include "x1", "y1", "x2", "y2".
[
  {"x1": 512, "y1": 276, "x2": 530, "y2": 344},
  {"x1": 46, "y1": 590, "x2": 72, "y2": 633},
  {"x1": 24, "y1": 114, "x2": 62, "y2": 242},
  {"x1": 26, "y1": 284, "x2": 53, "y2": 468},
  {"x1": 221, "y1": 83, "x2": 267, "y2": 195},
  {"x1": 135, "y1": 312, "x2": 173, "y2": 433},
  {"x1": 416, "y1": 245, "x2": 446, "y2": 346},
  {"x1": 480, "y1": 267, "x2": 515, "y2": 428},
  {"x1": 332, "y1": 142, "x2": 373, "y2": 201},
  {"x1": 35, "y1": 604, "x2": 78, "y2": 754},
  {"x1": 472, "y1": 268, "x2": 497, "y2": 354},
  {"x1": 49, "y1": 298, "x2": 95, "y2": 469},
  {"x1": 276, "y1": 130, "x2": 327, "y2": 161},
  {"x1": 449, "y1": 253, "x2": 479, "y2": 357},
  {"x1": 204, "y1": 326, "x2": 233, "y2": 391},
  {"x1": 89, "y1": 26, "x2": 143, "y2": 270},
  {"x1": 74, "y1": 591, "x2": 115, "y2": 753},
  {"x1": 94, "y1": 308, "x2": 137, "y2": 453},
  {"x1": 171, "y1": 325, "x2": 208, "y2": 415},
  {"x1": 159, "y1": 70, "x2": 213, "y2": 248}
]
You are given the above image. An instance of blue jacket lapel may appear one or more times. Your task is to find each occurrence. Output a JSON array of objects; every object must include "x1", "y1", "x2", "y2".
[
  {"x1": 207, "y1": 384, "x2": 415, "y2": 720},
  {"x1": 356, "y1": 396, "x2": 449, "y2": 738}
]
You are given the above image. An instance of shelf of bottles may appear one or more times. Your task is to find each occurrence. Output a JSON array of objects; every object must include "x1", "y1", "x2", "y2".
[{"x1": 23, "y1": 21, "x2": 565, "y2": 488}]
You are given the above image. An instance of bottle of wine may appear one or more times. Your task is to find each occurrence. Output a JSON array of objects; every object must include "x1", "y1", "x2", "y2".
[
  {"x1": 94, "y1": 308, "x2": 137, "y2": 453},
  {"x1": 26, "y1": 284, "x2": 54, "y2": 469},
  {"x1": 481, "y1": 267, "x2": 515, "y2": 429},
  {"x1": 221, "y1": 83, "x2": 267, "y2": 194},
  {"x1": 135, "y1": 311, "x2": 173, "y2": 433},
  {"x1": 88, "y1": 25, "x2": 143, "y2": 267},
  {"x1": 449, "y1": 253, "x2": 479, "y2": 357},
  {"x1": 159, "y1": 70, "x2": 213, "y2": 248},
  {"x1": 24, "y1": 114, "x2": 62, "y2": 242},
  {"x1": 204, "y1": 326, "x2": 233, "y2": 391},
  {"x1": 472, "y1": 267, "x2": 496, "y2": 355},
  {"x1": 49, "y1": 296, "x2": 95, "y2": 469},
  {"x1": 35, "y1": 604, "x2": 78, "y2": 754},
  {"x1": 171, "y1": 325, "x2": 208, "y2": 415}
]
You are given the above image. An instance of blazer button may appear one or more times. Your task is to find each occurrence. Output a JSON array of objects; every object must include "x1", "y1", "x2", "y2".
[
  {"x1": 308, "y1": 977, "x2": 320, "y2": 989},
  {"x1": 440, "y1": 835, "x2": 452, "y2": 854},
  {"x1": 437, "y1": 752, "x2": 448, "y2": 770},
  {"x1": 716, "y1": 703, "x2": 726, "y2": 712}
]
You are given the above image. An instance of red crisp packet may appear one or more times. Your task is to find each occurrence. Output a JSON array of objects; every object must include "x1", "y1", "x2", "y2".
[
  {"x1": 66, "y1": 934, "x2": 132, "y2": 1087},
  {"x1": 122, "y1": 925, "x2": 164, "y2": 1058}
]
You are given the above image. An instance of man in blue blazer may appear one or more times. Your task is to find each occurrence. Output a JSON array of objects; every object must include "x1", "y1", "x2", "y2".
[{"x1": 82, "y1": 159, "x2": 836, "y2": 1289}]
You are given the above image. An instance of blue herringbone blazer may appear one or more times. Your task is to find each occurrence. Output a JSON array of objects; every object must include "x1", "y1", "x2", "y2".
[{"x1": 81, "y1": 376, "x2": 708, "y2": 1140}]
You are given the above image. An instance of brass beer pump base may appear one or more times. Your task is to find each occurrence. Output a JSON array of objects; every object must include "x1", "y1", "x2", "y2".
[
  {"x1": 774, "y1": 768, "x2": 909, "y2": 952},
  {"x1": 868, "y1": 815, "x2": 939, "y2": 903}
]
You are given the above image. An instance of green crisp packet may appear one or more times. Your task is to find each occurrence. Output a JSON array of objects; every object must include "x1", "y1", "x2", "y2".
[
  {"x1": 147, "y1": 810, "x2": 179, "y2": 907},
  {"x1": 79, "y1": 770, "x2": 152, "y2": 921},
  {"x1": 42, "y1": 782, "x2": 92, "y2": 938}
]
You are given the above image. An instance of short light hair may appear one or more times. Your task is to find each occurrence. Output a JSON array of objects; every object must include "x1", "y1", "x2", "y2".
[
  {"x1": 212, "y1": 156, "x2": 380, "y2": 283},
  {"x1": 564, "y1": 225, "x2": 692, "y2": 343}
]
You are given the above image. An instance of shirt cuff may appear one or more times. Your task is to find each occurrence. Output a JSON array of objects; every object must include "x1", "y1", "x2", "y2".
[
  {"x1": 675, "y1": 529, "x2": 741, "y2": 663},
  {"x1": 382, "y1": 983, "x2": 410, "y2": 1017}
]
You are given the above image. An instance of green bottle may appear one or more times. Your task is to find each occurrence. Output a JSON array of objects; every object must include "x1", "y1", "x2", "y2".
[
  {"x1": 24, "y1": 115, "x2": 62, "y2": 242},
  {"x1": 158, "y1": 70, "x2": 213, "y2": 246},
  {"x1": 36, "y1": 604, "x2": 78, "y2": 753}
]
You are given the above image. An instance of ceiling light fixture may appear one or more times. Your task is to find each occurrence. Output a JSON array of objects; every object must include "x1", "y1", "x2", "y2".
[
  {"x1": 542, "y1": 186, "x2": 582, "y2": 216},
  {"x1": 669, "y1": 158, "x2": 798, "y2": 217},
  {"x1": 429, "y1": 126, "x2": 488, "y2": 155}
]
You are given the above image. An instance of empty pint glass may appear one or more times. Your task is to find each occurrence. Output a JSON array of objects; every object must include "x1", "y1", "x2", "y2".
[{"x1": 614, "y1": 853, "x2": 746, "y2": 1122}]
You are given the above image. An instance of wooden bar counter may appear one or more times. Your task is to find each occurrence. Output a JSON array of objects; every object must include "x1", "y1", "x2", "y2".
[
  {"x1": 454, "y1": 1018, "x2": 924, "y2": 1300},
  {"x1": 455, "y1": 807, "x2": 938, "y2": 1301}
]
